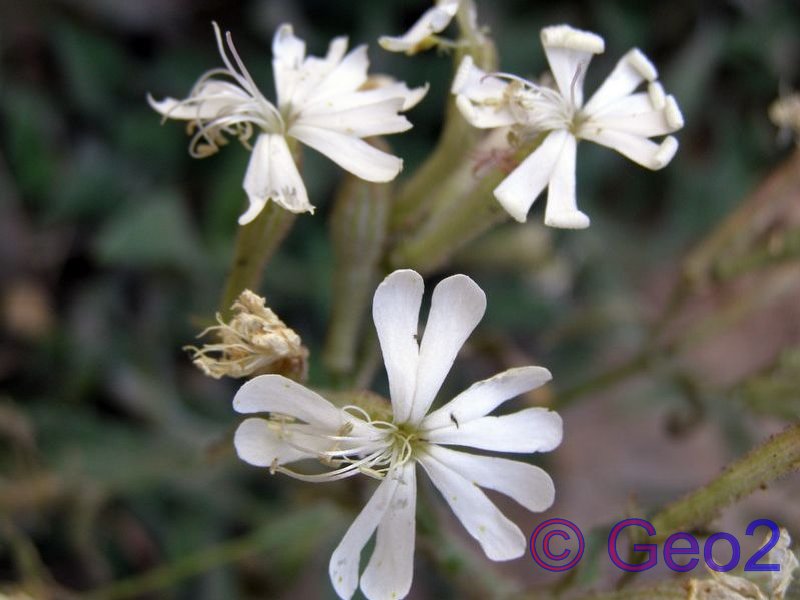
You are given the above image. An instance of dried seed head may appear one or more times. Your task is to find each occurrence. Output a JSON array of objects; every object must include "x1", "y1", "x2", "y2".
[{"x1": 187, "y1": 289, "x2": 308, "y2": 380}]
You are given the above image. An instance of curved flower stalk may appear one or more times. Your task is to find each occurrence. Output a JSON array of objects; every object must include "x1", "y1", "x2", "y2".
[
  {"x1": 453, "y1": 24, "x2": 684, "y2": 228},
  {"x1": 149, "y1": 23, "x2": 426, "y2": 224},
  {"x1": 379, "y1": 0, "x2": 460, "y2": 55},
  {"x1": 233, "y1": 269, "x2": 562, "y2": 600}
]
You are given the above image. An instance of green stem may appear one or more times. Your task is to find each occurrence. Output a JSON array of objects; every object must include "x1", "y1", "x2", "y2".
[
  {"x1": 219, "y1": 202, "x2": 296, "y2": 318},
  {"x1": 389, "y1": 164, "x2": 509, "y2": 273},
  {"x1": 82, "y1": 504, "x2": 340, "y2": 600},
  {"x1": 323, "y1": 175, "x2": 391, "y2": 380},
  {"x1": 390, "y1": 0, "x2": 497, "y2": 232},
  {"x1": 649, "y1": 423, "x2": 800, "y2": 539}
]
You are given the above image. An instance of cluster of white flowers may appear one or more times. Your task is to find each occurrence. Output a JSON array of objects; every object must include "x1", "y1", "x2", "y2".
[
  {"x1": 152, "y1": 7, "x2": 693, "y2": 600},
  {"x1": 234, "y1": 270, "x2": 561, "y2": 599}
]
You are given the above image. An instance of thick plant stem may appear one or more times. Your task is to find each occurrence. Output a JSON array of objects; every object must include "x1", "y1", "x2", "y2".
[
  {"x1": 390, "y1": 0, "x2": 497, "y2": 232},
  {"x1": 219, "y1": 142, "x2": 303, "y2": 318},
  {"x1": 322, "y1": 176, "x2": 391, "y2": 380},
  {"x1": 389, "y1": 134, "x2": 543, "y2": 274},
  {"x1": 649, "y1": 424, "x2": 800, "y2": 539},
  {"x1": 219, "y1": 202, "x2": 296, "y2": 319},
  {"x1": 389, "y1": 165, "x2": 509, "y2": 273}
]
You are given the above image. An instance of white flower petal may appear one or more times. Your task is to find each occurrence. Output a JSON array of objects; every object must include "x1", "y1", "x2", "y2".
[
  {"x1": 583, "y1": 48, "x2": 658, "y2": 115},
  {"x1": 581, "y1": 128, "x2": 679, "y2": 170},
  {"x1": 422, "y1": 366, "x2": 552, "y2": 430},
  {"x1": 325, "y1": 35, "x2": 350, "y2": 65},
  {"x1": 419, "y1": 453, "x2": 526, "y2": 561},
  {"x1": 346, "y1": 79, "x2": 429, "y2": 112},
  {"x1": 296, "y1": 97, "x2": 411, "y2": 137},
  {"x1": 451, "y1": 56, "x2": 516, "y2": 129},
  {"x1": 378, "y1": 0, "x2": 459, "y2": 55},
  {"x1": 588, "y1": 110, "x2": 679, "y2": 138},
  {"x1": 584, "y1": 92, "x2": 683, "y2": 138},
  {"x1": 234, "y1": 417, "x2": 329, "y2": 467},
  {"x1": 451, "y1": 56, "x2": 507, "y2": 100},
  {"x1": 360, "y1": 463, "x2": 417, "y2": 600},
  {"x1": 544, "y1": 133, "x2": 589, "y2": 229},
  {"x1": 426, "y1": 445, "x2": 555, "y2": 512},
  {"x1": 455, "y1": 94, "x2": 517, "y2": 129},
  {"x1": 588, "y1": 91, "x2": 656, "y2": 120},
  {"x1": 272, "y1": 23, "x2": 307, "y2": 107},
  {"x1": 147, "y1": 80, "x2": 252, "y2": 121},
  {"x1": 290, "y1": 124, "x2": 403, "y2": 182},
  {"x1": 408, "y1": 275, "x2": 486, "y2": 425},
  {"x1": 329, "y1": 475, "x2": 399, "y2": 600},
  {"x1": 540, "y1": 25, "x2": 604, "y2": 109},
  {"x1": 426, "y1": 407, "x2": 563, "y2": 453},
  {"x1": 493, "y1": 129, "x2": 568, "y2": 222},
  {"x1": 307, "y1": 83, "x2": 425, "y2": 113},
  {"x1": 241, "y1": 133, "x2": 312, "y2": 223},
  {"x1": 233, "y1": 374, "x2": 344, "y2": 430},
  {"x1": 372, "y1": 270, "x2": 424, "y2": 423},
  {"x1": 305, "y1": 45, "x2": 370, "y2": 105},
  {"x1": 399, "y1": 82, "x2": 429, "y2": 111}
]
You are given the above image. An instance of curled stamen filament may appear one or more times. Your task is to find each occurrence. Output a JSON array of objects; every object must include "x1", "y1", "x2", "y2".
[{"x1": 276, "y1": 447, "x2": 391, "y2": 482}]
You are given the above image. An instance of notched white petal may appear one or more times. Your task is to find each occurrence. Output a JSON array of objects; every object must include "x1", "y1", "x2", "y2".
[
  {"x1": 410, "y1": 274, "x2": 487, "y2": 424},
  {"x1": 423, "y1": 366, "x2": 552, "y2": 430},
  {"x1": 330, "y1": 476, "x2": 399, "y2": 600},
  {"x1": 241, "y1": 133, "x2": 312, "y2": 223},
  {"x1": 427, "y1": 406, "x2": 564, "y2": 453},
  {"x1": 426, "y1": 445, "x2": 556, "y2": 512},
  {"x1": 234, "y1": 417, "x2": 324, "y2": 467},
  {"x1": 360, "y1": 463, "x2": 417, "y2": 600},
  {"x1": 372, "y1": 270, "x2": 424, "y2": 423},
  {"x1": 233, "y1": 374, "x2": 344, "y2": 430},
  {"x1": 419, "y1": 453, "x2": 527, "y2": 561}
]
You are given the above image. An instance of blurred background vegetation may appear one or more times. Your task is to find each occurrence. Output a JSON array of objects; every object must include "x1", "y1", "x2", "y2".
[{"x1": 2, "y1": 0, "x2": 800, "y2": 598}]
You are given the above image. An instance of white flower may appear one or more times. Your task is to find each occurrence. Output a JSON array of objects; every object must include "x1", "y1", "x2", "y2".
[
  {"x1": 233, "y1": 269, "x2": 562, "y2": 600},
  {"x1": 149, "y1": 23, "x2": 426, "y2": 224},
  {"x1": 453, "y1": 24, "x2": 684, "y2": 229},
  {"x1": 379, "y1": 0, "x2": 460, "y2": 55}
]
